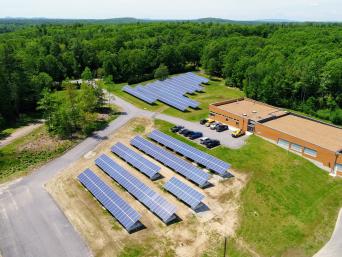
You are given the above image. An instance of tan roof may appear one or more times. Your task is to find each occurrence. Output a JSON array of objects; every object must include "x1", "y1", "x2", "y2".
[
  {"x1": 263, "y1": 114, "x2": 342, "y2": 152},
  {"x1": 216, "y1": 99, "x2": 286, "y2": 121}
]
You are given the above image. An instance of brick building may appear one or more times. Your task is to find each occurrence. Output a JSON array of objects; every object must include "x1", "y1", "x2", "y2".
[{"x1": 209, "y1": 98, "x2": 342, "y2": 176}]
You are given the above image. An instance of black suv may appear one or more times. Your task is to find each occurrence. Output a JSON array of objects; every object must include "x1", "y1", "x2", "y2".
[
  {"x1": 206, "y1": 140, "x2": 220, "y2": 149},
  {"x1": 216, "y1": 124, "x2": 228, "y2": 132},
  {"x1": 189, "y1": 132, "x2": 203, "y2": 140},
  {"x1": 171, "y1": 125, "x2": 184, "y2": 133}
]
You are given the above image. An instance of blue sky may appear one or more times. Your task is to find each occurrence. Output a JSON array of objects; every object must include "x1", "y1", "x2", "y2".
[{"x1": 1, "y1": 0, "x2": 341, "y2": 21}]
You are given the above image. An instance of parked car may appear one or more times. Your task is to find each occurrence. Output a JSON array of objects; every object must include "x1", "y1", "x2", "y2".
[
  {"x1": 205, "y1": 119, "x2": 215, "y2": 127},
  {"x1": 189, "y1": 132, "x2": 203, "y2": 140},
  {"x1": 200, "y1": 119, "x2": 208, "y2": 125},
  {"x1": 232, "y1": 129, "x2": 245, "y2": 138},
  {"x1": 216, "y1": 124, "x2": 228, "y2": 132},
  {"x1": 179, "y1": 129, "x2": 190, "y2": 135},
  {"x1": 171, "y1": 125, "x2": 184, "y2": 133},
  {"x1": 200, "y1": 137, "x2": 210, "y2": 144},
  {"x1": 183, "y1": 130, "x2": 194, "y2": 137},
  {"x1": 206, "y1": 140, "x2": 220, "y2": 149},
  {"x1": 210, "y1": 122, "x2": 221, "y2": 130}
]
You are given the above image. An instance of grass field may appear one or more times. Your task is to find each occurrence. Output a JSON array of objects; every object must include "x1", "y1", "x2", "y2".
[
  {"x1": 0, "y1": 126, "x2": 77, "y2": 183},
  {"x1": 0, "y1": 105, "x2": 119, "y2": 183},
  {"x1": 103, "y1": 74, "x2": 244, "y2": 121},
  {"x1": 155, "y1": 119, "x2": 342, "y2": 257}
]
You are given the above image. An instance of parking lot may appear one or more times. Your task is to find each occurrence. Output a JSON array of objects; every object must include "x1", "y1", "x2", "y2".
[{"x1": 155, "y1": 114, "x2": 249, "y2": 149}]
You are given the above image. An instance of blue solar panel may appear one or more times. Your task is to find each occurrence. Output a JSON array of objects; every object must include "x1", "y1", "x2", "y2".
[
  {"x1": 162, "y1": 79, "x2": 198, "y2": 94},
  {"x1": 95, "y1": 154, "x2": 177, "y2": 223},
  {"x1": 146, "y1": 85, "x2": 199, "y2": 108},
  {"x1": 148, "y1": 130, "x2": 231, "y2": 177},
  {"x1": 164, "y1": 177, "x2": 205, "y2": 210},
  {"x1": 186, "y1": 72, "x2": 209, "y2": 83},
  {"x1": 111, "y1": 142, "x2": 161, "y2": 180},
  {"x1": 177, "y1": 75, "x2": 202, "y2": 85},
  {"x1": 131, "y1": 136, "x2": 210, "y2": 187},
  {"x1": 122, "y1": 73, "x2": 204, "y2": 111},
  {"x1": 123, "y1": 85, "x2": 157, "y2": 104},
  {"x1": 171, "y1": 77, "x2": 203, "y2": 91},
  {"x1": 78, "y1": 169, "x2": 142, "y2": 232}
]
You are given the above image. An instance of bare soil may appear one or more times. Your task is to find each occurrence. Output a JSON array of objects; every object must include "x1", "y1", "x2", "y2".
[{"x1": 46, "y1": 117, "x2": 248, "y2": 257}]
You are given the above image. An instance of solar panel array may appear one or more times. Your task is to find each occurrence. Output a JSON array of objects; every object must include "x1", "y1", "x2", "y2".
[
  {"x1": 148, "y1": 130, "x2": 231, "y2": 176},
  {"x1": 164, "y1": 177, "x2": 205, "y2": 210},
  {"x1": 122, "y1": 73, "x2": 207, "y2": 111},
  {"x1": 131, "y1": 136, "x2": 210, "y2": 187},
  {"x1": 78, "y1": 169, "x2": 142, "y2": 232},
  {"x1": 111, "y1": 142, "x2": 161, "y2": 180},
  {"x1": 95, "y1": 154, "x2": 177, "y2": 223}
]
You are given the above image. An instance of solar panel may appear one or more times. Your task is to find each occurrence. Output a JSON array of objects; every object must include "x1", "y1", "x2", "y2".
[
  {"x1": 147, "y1": 85, "x2": 199, "y2": 108},
  {"x1": 78, "y1": 169, "x2": 142, "y2": 232},
  {"x1": 178, "y1": 75, "x2": 203, "y2": 85},
  {"x1": 95, "y1": 154, "x2": 177, "y2": 223},
  {"x1": 185, "y1": 73, "x2": 209, "y2": 83},
  {"x1": 123, "y1": 85, "x2": 157, "y2": 104},
  {"x1": 163, "y1": 79, "x2": 198, "y2": 94},
  {"x1": 171, "y1": 77, "x2": 203, "y2": 91},
  {"x1": 148, "y1": 130, "x2": 232, "y2": 177},
  {"x1": 111, "y1": 142, "x2": 161, "y2": 180},
  {"x1": 131, "y1": 136, "x2": 210, "y2": 187},
  {"x1": 164, "y1": 177, "x2": 205, "y2": 210}
]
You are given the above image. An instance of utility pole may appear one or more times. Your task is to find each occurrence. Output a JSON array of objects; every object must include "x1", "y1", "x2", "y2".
[{"x1": 223, "y1": 236, "x2": 227, "y2": 257}]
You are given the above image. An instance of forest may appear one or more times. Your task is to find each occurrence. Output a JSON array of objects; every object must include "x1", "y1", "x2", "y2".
[{"x1": 0, "y1": 22, "x2": 341, "y2": 127}]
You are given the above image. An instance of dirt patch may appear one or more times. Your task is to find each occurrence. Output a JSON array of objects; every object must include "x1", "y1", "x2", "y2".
[
  {"x1": 46, "y1": 117, "x2": 248, "y2": 257},
  {"x1": 18, "y1": 129, "x2": 71, "y2": 152}
]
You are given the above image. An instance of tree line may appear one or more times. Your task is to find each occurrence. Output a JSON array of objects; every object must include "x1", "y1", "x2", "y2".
[{"x1": 0, "y1": 22, "x2": 341, "y2": 126}]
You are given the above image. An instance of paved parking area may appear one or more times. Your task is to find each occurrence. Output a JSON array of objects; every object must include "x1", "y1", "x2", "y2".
[{"x1": 155, "y1": 114, "x2": 249, "y2": 149}]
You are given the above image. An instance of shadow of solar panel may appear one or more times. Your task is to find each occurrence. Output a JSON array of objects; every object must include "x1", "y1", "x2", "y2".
[
  {"x1": 164, "y1": 177, "x2": 205, "y2": 210},
  {"x1": 111, "y1": 142, "x2": 161, "y2": 180},
  {"x1": 148, "y1": 130, "x2": 231, "y2": 177},
  {"x1": 130, "y1": 136, "x2": 210, "y2": 187},
  {"x1": 78, "y1": 169, "x2": 142, "y2": 232},
  {"x1": 95, "y1": 154, "x2": 177, "y2": 223}
]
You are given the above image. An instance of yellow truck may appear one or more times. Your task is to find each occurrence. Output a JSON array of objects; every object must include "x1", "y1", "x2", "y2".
[{"x1": 232, "y1": 129, "x2": 245, "y2": 138}]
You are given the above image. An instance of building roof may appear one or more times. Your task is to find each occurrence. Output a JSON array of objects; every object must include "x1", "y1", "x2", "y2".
[
  {"x1": 263, "y1": 114, "x2": 342, "y2": 152},
  {"x1": 214, "y1": 98, "x2": 287, "y2": 121}
]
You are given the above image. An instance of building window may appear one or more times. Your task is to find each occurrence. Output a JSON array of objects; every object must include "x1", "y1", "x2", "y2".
[
  {"x1": 304, "y1": 147, "x2": 317, "y2": 157},
  {"x1": 277, "y1": 139, "x2": 289, "y2": 149},
  {"x1": 335, "y1": 164, "x2": 342, "y2": 172},
  {"x1": 290, "y1": 143, "x2": 303, "y2": 153}
]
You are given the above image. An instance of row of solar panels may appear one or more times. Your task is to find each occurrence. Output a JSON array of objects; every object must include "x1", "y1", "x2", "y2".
[
  {"x1": 78, "y1": 140, "x2": 208, "y2": 232},
  {"x1": 148, "y1": 130, "x2": 232, "y2": 177},
  {"x1": 122, "y1": 72, "x2": 208, "y2": 111}
]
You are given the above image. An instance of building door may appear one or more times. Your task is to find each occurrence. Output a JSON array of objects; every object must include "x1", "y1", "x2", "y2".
[{"x1": 247, "y1": 120, "x2": 255, "y2": 133}]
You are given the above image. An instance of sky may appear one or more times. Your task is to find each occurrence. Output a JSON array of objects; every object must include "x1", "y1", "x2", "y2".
[{"x1": 1, "y1": 0, "x2": 341, "y2": 21}]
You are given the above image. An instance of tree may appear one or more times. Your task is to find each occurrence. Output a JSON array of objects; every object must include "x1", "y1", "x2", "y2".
[
  {"x1": 81, "y1": 67, "x2": 92, "y2": 81},
  {"x1": 154, "y1": 64, "x2": 169, "y2": 80}
]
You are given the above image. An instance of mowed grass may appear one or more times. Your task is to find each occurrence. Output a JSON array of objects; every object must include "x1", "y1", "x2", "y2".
[
  {"x1": 103, "y1": 75, "x2": 244, "y2": 122},
  {"x1": 0, "y1": 126, "x2": 76, "y2": 182},
  {"x1": 155, "y1": 119, "x2": 342, "y2": 257}
]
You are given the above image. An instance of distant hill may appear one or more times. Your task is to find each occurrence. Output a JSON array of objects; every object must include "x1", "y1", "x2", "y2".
[
  {"x1": 1, "y1": 17, "x2": 340, "y2": 26},
  {"x1": 0, "y1": 17, "x2": 302, "y2": 25}
]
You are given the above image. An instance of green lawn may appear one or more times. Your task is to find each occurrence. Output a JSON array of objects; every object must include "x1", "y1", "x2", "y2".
[
  {"x1": 103, "y1": 75, "x2": 244, "y2": 122},
  {"x1": 0, "y1": 106, "x2": 119, "y2": 183},
  {"x1": 154, "y1": 119, "x2": 342, "y2": 257}
]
